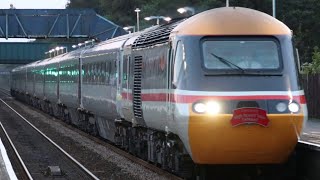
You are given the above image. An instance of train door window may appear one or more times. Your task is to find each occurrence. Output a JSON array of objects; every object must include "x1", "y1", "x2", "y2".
[
  {"x1": 97, "y1": 63, "x2": 100, "y2": 84},
  {"x1": 86, "y1": 64, "x2": 89, "y2": 84},
  {"x1": 101, "y1": 62, "x2": 104, "y2": 84},
  {"x1": 110, "y1": 60, "x2": 116, "y2": 86},
  {"x1": 98, "y1": 63, "x2": 102, "y2": 84},
  {"x1": 172, "y1": 41, "x2": 185, "y2": 88},
  {"x1": 122, "y1": 56, "x2": 128, "y2": 88},
  {"x1": 83, "y1": 64, "x2": 87, "y2": 84},
  {"x1": 95, "y1": 63, "x2": 98, "y2": 84},
  {"x1": 95, "y1": 63, "x2": 99, "y2": 84},
  {"x1": 91, "y1": 63, "x2": 94, "y2": 84},
  {"x1": 90, "y1": 63, "x2": 94, "y2": 84},
  {"x1": 105, "y1": 61, "x2": 110, "y2": 85}
]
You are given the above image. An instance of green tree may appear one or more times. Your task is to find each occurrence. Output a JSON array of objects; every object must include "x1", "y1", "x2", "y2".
[{"x1": 302, "y1": 46, "x2": 320, "y2": 74}]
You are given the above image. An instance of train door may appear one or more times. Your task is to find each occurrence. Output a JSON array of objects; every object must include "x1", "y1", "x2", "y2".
[
  {"x1": 120, "y1": 54, "x2": 131, "y2": 119},
  {"x1": 116, "y1": 51, "x2": 124, "y2": 118},
  {"x1": 166, "y1": 43, "x2": 174, "y2": 126}
]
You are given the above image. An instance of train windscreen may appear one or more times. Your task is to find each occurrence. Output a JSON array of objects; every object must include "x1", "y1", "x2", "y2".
[{"x1": 202, "y1": 37, "x2": 281, "y2": 71}]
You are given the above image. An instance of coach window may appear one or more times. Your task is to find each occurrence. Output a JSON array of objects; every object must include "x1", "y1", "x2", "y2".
[{"x1": 172, "y1": 41, "x2": 185, "y2": 88}]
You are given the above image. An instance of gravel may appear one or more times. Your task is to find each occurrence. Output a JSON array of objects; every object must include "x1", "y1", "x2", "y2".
[{"x1": 6, "y1": 98, "x2": 169, "y2": 180}]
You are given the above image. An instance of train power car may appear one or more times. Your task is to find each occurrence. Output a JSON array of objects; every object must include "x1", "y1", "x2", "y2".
[{"x1": 11, "y1": 7, "x2": 307, "y2": 178}]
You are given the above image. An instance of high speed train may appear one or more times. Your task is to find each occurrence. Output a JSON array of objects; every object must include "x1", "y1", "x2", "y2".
[{"x1": 11, "y1": 7, "x2": 307, "y2": 177}]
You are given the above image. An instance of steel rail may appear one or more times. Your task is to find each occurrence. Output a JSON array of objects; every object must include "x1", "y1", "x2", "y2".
[
  {"x1": 0, "y1": 121, "x2": 33, "y2": 180},
  {"x1": 0, "y1": 96, "x2": 99, "y2": 180},
  {"x1": 298, "y1": 140, "x2": 320, "y2": 149},
  {"x1": 0, "y1": 88, "x2": 10, "y2": 96}
]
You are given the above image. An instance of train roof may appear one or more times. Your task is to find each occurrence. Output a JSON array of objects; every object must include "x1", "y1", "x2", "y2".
[{"x1": 171, "y1": 7, "x2": 292, "y2": 36}]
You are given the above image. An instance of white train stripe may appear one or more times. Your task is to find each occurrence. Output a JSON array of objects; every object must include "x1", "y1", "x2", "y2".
[
  {"x1": 174, "y1": 89, "x2": 305, "y2": 96},
  {"x1": 123, "y1": 89, "x2": 305, "y2": 96}
]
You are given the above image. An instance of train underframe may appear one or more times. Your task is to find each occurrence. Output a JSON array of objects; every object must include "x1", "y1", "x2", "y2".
[{"x1": 11, "y1": 90, "x2": 195, "y2": 178}]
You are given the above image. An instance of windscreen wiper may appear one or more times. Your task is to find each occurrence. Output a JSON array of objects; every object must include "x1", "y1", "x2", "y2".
[{"x1": 210, "y1": 53, "x2": 245, "y2": 73}]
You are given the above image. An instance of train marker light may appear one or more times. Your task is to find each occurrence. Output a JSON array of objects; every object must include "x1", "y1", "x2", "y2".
[
  {"x1": 194, "y1": 102, "x2": 206, "y2": 113},
  {"x1": 193, "y1": 101, "x2": 221, "y2": 114},
  {"x1": 276, "y1": 102, "x2": 287, "y2": 112},
  {"x1": 288, "y1": 102, "x2": 299, "y2": 113}
]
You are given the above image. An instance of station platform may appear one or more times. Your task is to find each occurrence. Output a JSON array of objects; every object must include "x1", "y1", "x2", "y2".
[
  {"x1": 301, "y1": 118, "x2": 320, "y2": 144},
  {"x1": 0, "y1": 138, "x2": 17, "y2": 180}
]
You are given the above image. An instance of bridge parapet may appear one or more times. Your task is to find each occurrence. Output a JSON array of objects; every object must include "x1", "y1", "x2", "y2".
[{"x1": 0, "y1": 9, "x2": 127, "y2": 41}]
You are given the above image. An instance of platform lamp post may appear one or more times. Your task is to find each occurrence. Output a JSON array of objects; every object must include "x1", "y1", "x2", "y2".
[
  {"x1": 45, "y1": 51, "x2": 53, "y2": 58},
  {"x1": 58, "y1": 46, "x2": 68, "y2": 54},
  {"x1": 123, "y1": 26, "x2": 136, "y2": 33},
  {"x1": 273, "y1": 0, "x2": 276, "y2": 18},
  {"x1": 47, "y1": 49, "x2": 55, "y2": 58},
  {"x1": 177, "y1": 7, "x2": 195, "y2": 15},
  {"x1": 135, "y1": 8, "x2": 141, "y2": 32},
  {"x1": 55, "y1": 47, "x2": 61, "y2": 56},
  {"x1": 144, "y1": 16, "x2": 171, "y2": 25}
]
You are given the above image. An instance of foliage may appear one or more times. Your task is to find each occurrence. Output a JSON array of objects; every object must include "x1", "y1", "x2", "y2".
[
  {"x1": 66, "y1": 0, "x2": 320, "y2": 65},
  {"x1": 302, "y1": 47, "x2": 320, "y2": 74}
]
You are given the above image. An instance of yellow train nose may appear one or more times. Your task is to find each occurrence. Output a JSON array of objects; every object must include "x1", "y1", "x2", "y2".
[{"x1": 188, "y1": 109, "x2": 304, "y2": 164}]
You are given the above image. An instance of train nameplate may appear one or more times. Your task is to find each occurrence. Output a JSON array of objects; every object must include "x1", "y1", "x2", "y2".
[{"x1": 230, "y1": 108, "x2": 269, "y2": 127}]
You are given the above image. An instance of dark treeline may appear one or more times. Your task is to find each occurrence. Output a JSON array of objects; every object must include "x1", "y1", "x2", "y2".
[{"x1": 66, "y1": 0, "x2": 320, "y2": 63}]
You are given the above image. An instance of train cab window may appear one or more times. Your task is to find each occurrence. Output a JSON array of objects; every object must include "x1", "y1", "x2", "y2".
[
  {"x1": 172, "y1": 41, "x2": 186, "y2": 87},
  {"x1": 202, "y1": 37, "x2": 282, "y2": 72}
]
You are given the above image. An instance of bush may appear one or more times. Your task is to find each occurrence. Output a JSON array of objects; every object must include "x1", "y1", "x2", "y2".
[{"x1": 302, "y1": 46, "x2": 320, "y2": 74}]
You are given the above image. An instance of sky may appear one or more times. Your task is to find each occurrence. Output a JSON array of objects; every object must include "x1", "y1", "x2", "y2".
[
  {"x1": 0, "y1": 0, "x2": 69, "y2": 42},
  {"x1": 0, "y1": 0, "x2": 68, "y2": 9}
]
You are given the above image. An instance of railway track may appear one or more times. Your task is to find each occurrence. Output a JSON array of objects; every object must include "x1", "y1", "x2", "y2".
[
  {"x1": 0, "y1": 121, "x2": 32, "y2": 180},
  {"x1": 0, "y1": 88, "x2": 10, "y2": 96},
  {"x1": 0, "y1": 89, "x2": 182, "y2": 179},
  {"x1": 0, "y1": 90, "x2": 99, "y2": 180}
]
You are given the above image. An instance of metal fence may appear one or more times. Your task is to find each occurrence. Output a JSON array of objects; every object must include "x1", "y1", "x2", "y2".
[{"x1": 303, "y1": 74, "x2": 320, "y2": 119}]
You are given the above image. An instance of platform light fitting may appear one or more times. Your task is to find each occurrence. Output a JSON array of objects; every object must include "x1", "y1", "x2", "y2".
[{"x1": 177, "y1": 7, "x2": 195, "y2": 15}]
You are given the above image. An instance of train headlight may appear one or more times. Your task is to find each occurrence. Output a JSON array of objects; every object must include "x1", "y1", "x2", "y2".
[
  {"x1": 276, "y1": 102, "x2": 287, "y2": 112},
  {"x1": 288, "y1": 102, "x2": 300, "y2": 113},
  {"x1": 193, "y1": 101, "x2": 221, "y2": 114},
  {"x1": 206, "y1": 101, "x2": 221, "y2": 115},
  {"x1": 194, "y1": 102, "x2": 207, "y2": 113}
]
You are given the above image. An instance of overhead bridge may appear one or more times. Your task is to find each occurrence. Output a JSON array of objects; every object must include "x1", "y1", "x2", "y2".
[{"x1": 0, "y1": 9, "x2": 127, "y2": 41}]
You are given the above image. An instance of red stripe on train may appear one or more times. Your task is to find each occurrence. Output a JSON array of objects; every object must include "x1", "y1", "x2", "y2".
[{"x1": 121, "y1": 92, "x2": 306, "y2": 104}]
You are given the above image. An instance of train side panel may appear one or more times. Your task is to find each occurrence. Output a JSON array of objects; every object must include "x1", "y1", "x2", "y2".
[
  {"x1": 135, "y1": 44, "x2": 171, "y2": 131},
  {"x1": 44, "y1": 62, "x2": 59, "y2": 103},
  {"x1": 59, "y1": 58, "x2": 79, "y2": 108},
  {"x1": 81, "y1": 51, "x2": 118, "y2": 119}
]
